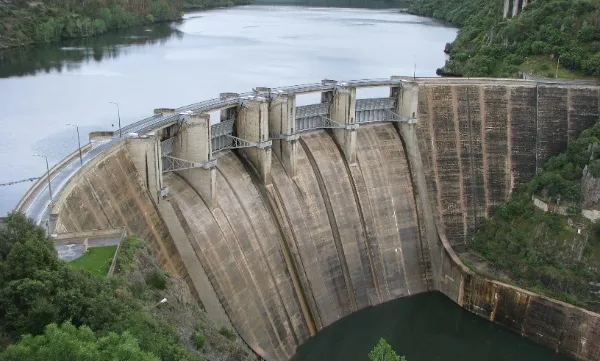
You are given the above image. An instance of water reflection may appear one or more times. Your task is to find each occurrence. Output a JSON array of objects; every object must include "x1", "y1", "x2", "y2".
[
  {"x1": 254, "y1": 0, "x2": 410, "y2": 8},
  {"x1": 0, "y1": 23, "x2": 183, "y2": 78}
]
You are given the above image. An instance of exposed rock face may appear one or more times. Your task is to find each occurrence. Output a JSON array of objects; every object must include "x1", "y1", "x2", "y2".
[{"x1": 581, "y1": 165, "x2": 600, "y2": 210}]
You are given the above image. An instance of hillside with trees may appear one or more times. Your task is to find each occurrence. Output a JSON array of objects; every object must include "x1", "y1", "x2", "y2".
[
  {"x1": 0, "y1": 212, "x2": 255, "y2": 361},
  {"x1": 466, "y1": 123, "x2": 600, "y2": 312},
  {"x1": 0, "y1": 0, "x2": 250, "y2": 49},
  {"x1": 407, "y1": 0, "x2": 600, "y2": 78}
]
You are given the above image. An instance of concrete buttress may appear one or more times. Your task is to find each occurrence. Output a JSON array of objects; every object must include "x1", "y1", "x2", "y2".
[
  {"x1": 269, "y1": 92, "x2": 298, "y2": 177},
  {"x1": 322, "y1": 82, "x2": 358, "y2": 163},
  {"x1": 126, "y1": 136, "x2": 163, "y2": 204},
  {"x1": 236, "y1": 97, "x2": 272, "y2": 184},
  {"x1": 172, "y1": 113, "x2": 218, "y2": 208}
]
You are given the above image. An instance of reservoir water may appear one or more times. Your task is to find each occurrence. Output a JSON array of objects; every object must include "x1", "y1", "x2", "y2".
[
  {"x1": 0, "y1": 4, "x2": 456, "y2": 214},
  {"x1": 293, "y1": 292, "x2": 573, "y2": 361}
]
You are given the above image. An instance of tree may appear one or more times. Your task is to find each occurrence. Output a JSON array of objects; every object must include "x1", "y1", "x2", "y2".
[
  {"x1": 0, "y1": 322, "x2": 159, "y2": 361},
  {"x1": 368, "y1": 338, "x2": 406, "y2": 361}
]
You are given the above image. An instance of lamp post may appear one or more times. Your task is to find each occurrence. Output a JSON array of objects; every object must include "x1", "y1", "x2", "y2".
[
  {"x1": 66, "y1": 123, "x2": 83, "y2": 166},
  {"x1": 109, "y1": 101, "x2": 122, "y2": 138},
  {"x1": 33, "y1": 154, "x2": 53, "y2": 206},
  {"x1": 149, "y1": 297, "x2": 167, "y2": 310}
]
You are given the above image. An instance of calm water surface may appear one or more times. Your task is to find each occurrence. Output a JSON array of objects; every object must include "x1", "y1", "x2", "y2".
[
  {"x1": 293, "y1": 292, "x2": 574, "y2": 361},
  {"x1": 0, "y1": 5, "x2": 455, "y2": 214}
]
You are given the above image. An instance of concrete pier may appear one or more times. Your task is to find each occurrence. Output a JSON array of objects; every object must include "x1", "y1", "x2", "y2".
[
  {"x1": 126, "y1": 136, "x2": 163, "y2": 204},
  {"x1": 269, "y1": 92, "x2": 298, "y2": 177},
  {"x1": 321, "y1": 82, "x2": 358, "y2": 163},
  {"x1": 172, "y1": 113, "x2": 217, "y2": 208},
  {"x1": 236, "y1": 97, "x2": 272, "y2": 183}
]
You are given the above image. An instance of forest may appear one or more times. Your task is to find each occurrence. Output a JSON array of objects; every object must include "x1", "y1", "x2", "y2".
[
  {"x1": 0, "y1": 0, "x2": 249, "y2": 49},
  {"x1": 0, "y1": 212, "x2": 254, "y2": 361},
  {"x1": 408, "y1": 0, "x2": 600, "y2": 77}
]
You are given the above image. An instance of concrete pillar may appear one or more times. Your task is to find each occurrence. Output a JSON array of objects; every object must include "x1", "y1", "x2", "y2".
[
  {"x1": 391, "y1": 81, "x2": 439, "y2": 289},
  {"x1": 126, "y1": 135, "x2": 163, "y2": 204},
  {"x1": 391, "y1": 80, "x2": 419, "y2": 122},
  {"x1": 236, "y1": 97, "x2": 272, "y2": 184},
  {"x1": 220, "y1": 93, "x2": 239, "y2": 122},
  {"x1": 269, "y1": 92, "x2": 298, "y2": 177},
  {"x1": 503, "y1": 0, "x2": 510, "y2": 18},
  {"x1": 172, "y1": 113, "x2": 217, "y2": 209},
  {"x1": 322, "y1": 81, "x2": 358, "y2": 164},
  {"x1": 512, "y1": 0, "x2": 519, "y2": 17}
]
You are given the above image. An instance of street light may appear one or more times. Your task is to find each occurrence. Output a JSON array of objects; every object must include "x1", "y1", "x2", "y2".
[
  {"x1": 33, "y1": 154, "x2": 53, "y2": 206},
  {"x1": 66, "y1": 123, "x2": 83, "y2": 166},
  {"x1": 109, "y1": 101, "x2": 122, "y2": 138},
  {"x1": 149, "y1": 297, "x2": 167, "y2": 310}
]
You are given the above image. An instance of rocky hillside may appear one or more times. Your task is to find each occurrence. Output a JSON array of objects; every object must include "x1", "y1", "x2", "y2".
[{"x1": 467, "y1": 122, "x2": 600, "y2": 312}]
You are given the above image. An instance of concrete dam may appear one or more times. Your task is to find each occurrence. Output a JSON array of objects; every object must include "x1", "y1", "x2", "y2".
[{"x1": 22, "y1": 77, "x2": 600, "y2": 361}]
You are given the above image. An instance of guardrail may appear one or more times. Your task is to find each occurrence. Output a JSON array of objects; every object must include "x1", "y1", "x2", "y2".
[
  {"x1": 16, "y1": 142, "x2": 93, "y2": 213},
  {"x1": 19, "y1": 77, "x2": 413, "y2": 222}
]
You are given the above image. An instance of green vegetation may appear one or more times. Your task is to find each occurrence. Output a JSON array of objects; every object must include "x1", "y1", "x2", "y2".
[
  {"x1": 0, "y1": 0, "x2": 251, "y2": 49},
  {"x1": 145, "y1": 268, "x2": 168, "y2": 290},
  {"x1": 0, "y1": 0, "x2": 183, "y2": 49},
  {"x1": 193, "y1": 332, "x2": 205, "y2": 349},
  {"x1": 0, "y1": 322, "x2": 158, "y2": 361},
  {"x1": 0, "y1": 212, "x2": 255, "y2": 361},
  {"x1": 408, "y1": 0, "x2": 600, "y2": 78},
  {"x1": 468, "y1": 123, "x2": 600, "y2": 311},
  {"x1": 368, "y1": 338, "x2": 406, "y2": 361},
  {"x1": 218, "y1": 326, "x2": 237, "y2": 341},
  {"x1": 69, "y1": 245, "x2": 117, "y2": 277}
]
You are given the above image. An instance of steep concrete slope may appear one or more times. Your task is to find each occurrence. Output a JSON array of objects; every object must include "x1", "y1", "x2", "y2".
[
  {"x1": 166, "y1": 153, "x2": 309, "y2": 361},
  {"x1": 417, "y1": 83, "x2": 600, "y2": 245},
  {"x1": 53, "y1": 144, "x2": 185, "y2": 276},
  {"x1": 164, "y1": 124, "x2": 430, "y2": 360}
]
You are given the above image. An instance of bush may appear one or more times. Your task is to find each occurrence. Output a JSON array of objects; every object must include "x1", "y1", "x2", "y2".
[
  {"x1": 193, "y1": 333, "x2": 205, "y2": 349},
  {"x1": 146, "y1": 269, "x2": 168, "y2": 290},
  {"x1": 218, "y1": 326, "x2": 236, "y2": 341}
]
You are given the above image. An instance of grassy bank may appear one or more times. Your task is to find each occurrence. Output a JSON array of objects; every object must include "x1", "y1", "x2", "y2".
[
  {"x1": 407, "y1": 0, "x2": 600, "y2": 78},
  {"x1": 69, "y1": 245, "x2": 117, "y2": 277}
]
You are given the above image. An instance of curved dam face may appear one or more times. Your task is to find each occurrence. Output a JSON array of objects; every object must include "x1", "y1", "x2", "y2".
[
  {"x1": 166, "y1": 124, "x2": 430, "y2": 359},
  {"x1": 45, "y1": 78, "x2": 600, "y2": 361}
]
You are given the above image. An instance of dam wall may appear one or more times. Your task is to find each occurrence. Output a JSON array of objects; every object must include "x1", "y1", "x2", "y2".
[
  {"x1": 416, "y1": 82, "x2": 600, "y2": 246},
  {"x1": 40, "y1": 78, "x2": 600, "y2": 361},
  {"x1": 436, "y1": 221, "x2": 600, "y2": 361},
  {"x1": 51, "y1": 142, "x2": 188, "y2": 279},
  {"x1": 164, "y1": 123, "x2": 430, "y2": 360}
]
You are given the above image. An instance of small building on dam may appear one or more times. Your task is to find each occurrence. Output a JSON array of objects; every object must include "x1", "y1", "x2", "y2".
[{"x1": 18, "y1": 76, "x2": 600, "y2": 361}]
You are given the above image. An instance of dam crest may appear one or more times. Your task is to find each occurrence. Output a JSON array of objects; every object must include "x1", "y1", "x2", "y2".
[{"x1": 20, "y1": 77, "x2": 600, "y2": 361}]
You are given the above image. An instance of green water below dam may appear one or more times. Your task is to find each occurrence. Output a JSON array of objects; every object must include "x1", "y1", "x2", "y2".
[{"x1": 292, "y1": 292, "x2": 573, "y2": 361}]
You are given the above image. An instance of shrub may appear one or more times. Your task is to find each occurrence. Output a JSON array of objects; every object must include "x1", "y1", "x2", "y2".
[
  {"x1": 193, "y1": 332, "x2": 205, "y2": 349},
  {"x1": 218, "y1": 326, "x2": 236, "y2": 341},
  {"x1": 146, "y1": 269, "x2": 168, "y2": 290}
]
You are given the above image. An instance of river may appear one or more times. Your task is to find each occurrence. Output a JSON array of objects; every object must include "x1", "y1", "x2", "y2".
[{"x1": 0, "y1": 4, "x2": 574, "y2": 361}]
